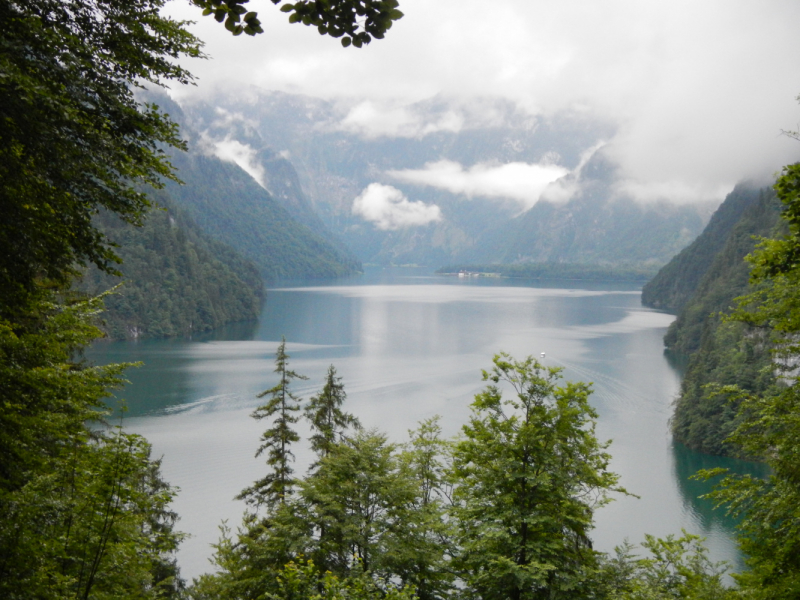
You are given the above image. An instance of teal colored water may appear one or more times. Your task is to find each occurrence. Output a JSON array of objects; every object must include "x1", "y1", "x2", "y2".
[{"x1": 86, "y1": 267, "x2": 763, "y2": 580}]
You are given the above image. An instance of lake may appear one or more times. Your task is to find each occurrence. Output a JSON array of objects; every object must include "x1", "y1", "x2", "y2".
[{"x1": 86, "y1": 267, "x2": 765, "y2": 581}]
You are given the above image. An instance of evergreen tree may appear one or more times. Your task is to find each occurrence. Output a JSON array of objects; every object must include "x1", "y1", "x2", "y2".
[
  {"x1": 305, "y1": 365, "x2": 361, "y2": 465},
  {"x1": 239, "y1": 337, "x2": 308, "y2": 509},
  {"x1": 0, "y1": 294, "x2": 185, "y2": 599},
  {"x1": 450, "y1": 353, "x2": 627, "y2": 600}
]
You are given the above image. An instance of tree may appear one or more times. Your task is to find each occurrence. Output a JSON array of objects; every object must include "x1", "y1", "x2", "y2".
[
  {"x1": 0, "y1": 0, "x2": 202, "y2": 318},
  {"x1": 300, "y1": 429, "x2": 442, "y2": 589},
  {"x1": 305, "y1": 365, "x2": 361, "y2": 466},
  {"x1": 697, "y1": 161, "x2": 800, "y2": 598},
  {"x1": 450, "y1": 353, "x2": 627, "y2": 600},
  {"x1": 190, "y1": 0, "x2": 404, "y2": 47},
  {"x1": 400, "y1": 417, "x2": 455, "y2": 600},
  {"x1": 0, "y1": 294, "x2": 185, "y2": 599},
  {"x1": 239, "y1": 337, "x2": 308, "y2": 509},
  {"x1": 594, "y1": 533, "x2": 733, "y2": 600}
]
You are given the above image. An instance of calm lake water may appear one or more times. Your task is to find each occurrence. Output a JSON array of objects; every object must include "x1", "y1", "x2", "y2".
[{"x1": 87, "y1": 267, "x2": 766, "y2": 580}]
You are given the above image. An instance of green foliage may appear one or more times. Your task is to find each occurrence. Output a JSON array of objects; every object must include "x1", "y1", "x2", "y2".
[
  {"x1": 662, "y1": 188, "x2": 781, "y2": 355},
  {"x1": 596, "y1": 533, "x2": 733, "y2": 600},
  {"x1": 450, "y1": 353, "x2": 627, "y2": 600},
  {"x1": 300, "y1": 431, "x2": 427, "y2": 579},
  {"x1": 198, "y1": 373, "x2": 451, "y2": 600},
  {"x1": 642, "y1": 184, "x2": 766, "y2": 312},
  {"x1": 648, "y1": 186, "x2": 783, "y2": 457},
  {"x1": 305, "y1": 365, "x2": 361, "y2": 464},
  {"x1": 0, "y1": 0, "x2": 201, "y2": 316},
  {"x1": 698, "y1": 162, "x2": 800, "y2": 599},
  {"x1": 193, "y1": 556, "x2": 416, "y2": 600},
  {"x1": 163, "y1": 147, "x2": 362, "y2": 281},
  {"x1": 240, "y1": 338, "x2": 308, "y2": 509},
  {"x1": 190, "y1": 0, "x2": 403, "y2": 47},
  {"x1": 79, "y1": 195, "x2": 264, "y2": 340},
  {"x1": 699, "y1": 385, "x2": 800, "y2": 599},
  {"x1": 0, "y1": 293, "x2": 184, "y2": 599},
  {"x1": 671, "y1": 321, "x2": 777, "y2": 458},
  {"x1": 0, "y1": 292, "x2": 126, "y2": 491}
]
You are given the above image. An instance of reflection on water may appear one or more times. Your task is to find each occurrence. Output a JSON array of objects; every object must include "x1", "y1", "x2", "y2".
[
  {"x1": 672, "y1": 442, "x2": 769, "y2": 571},
  {"x1": 85, "y1": 267, "x2": 765, "y2": 579}
]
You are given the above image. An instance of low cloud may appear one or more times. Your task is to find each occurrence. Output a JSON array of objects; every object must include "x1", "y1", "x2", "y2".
[
  {"x1": 334, "y1": 98, "x2": 524, "y2": 139},
  {"x1": 200, "y1": 135, "x2": 266, "y2": 188},
  {"x1": 352, "y1": 183, "x2": 442, "y2": 230},
  {"x1": 337, "y1": 101, "x2": 464, "y2": 139},
  {"x1": 388, "y1": 160, "x2": 569, "y2": 210},
  {"x1": 614, "y1": 179, "x2": 734, "y2": 204}
]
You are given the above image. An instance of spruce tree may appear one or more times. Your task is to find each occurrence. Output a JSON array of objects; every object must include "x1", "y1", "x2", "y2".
[
  {"x1": 239, "y1": 337, "x2": 307, "y2": 509},
  {"x1": 305, "y1": 365, "x2": 361, "y2": 466}
]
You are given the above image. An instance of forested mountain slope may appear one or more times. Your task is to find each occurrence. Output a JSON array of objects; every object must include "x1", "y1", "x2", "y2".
[
  {"x1": 642, "y1": 184, "x2": 765, "y2": 311},
  {"x1": 163, "y1": 150, "x2": 361, "y2": 280},
  {"x1": 661, "y1": 188, "x2": 781, "y2": 355},
  {"x1": 79, "y1": 192, "x2": 264, "y2": 340},
  {"x1": 466, "y1": 197, "x2": 704, "y2": 268},
  {"x1": 642, "y1": 186, "x2": 783, "y2": 457},
  {"x1": 151, "y1": 92, "x2": 361, "y2": 280}
]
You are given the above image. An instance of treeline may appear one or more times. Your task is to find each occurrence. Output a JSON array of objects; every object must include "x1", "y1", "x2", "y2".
[
  {"x1": 643, "y1": 185, "x2": 784, "y2": 457},
  {"x1": 79, "y1": 192, "x2": 264, "y2": 340},
  {"x1": 438, "y1": 263, "x2": 658, "y2": 281},
  {"x1": 191, "y1": 342, "x2": 734, "y2": 600}
]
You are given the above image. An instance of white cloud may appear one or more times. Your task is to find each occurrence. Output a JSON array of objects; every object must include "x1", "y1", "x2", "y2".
[
  {"x1": 164, "y1": 0, "x2": 800, "y2": 208},
  {"x1": 200, "y1": 135, "x2": 266, "y2": 188},
  {"x1": 388, "y1": 160, "x2": 569, "y2": 210},
  {"x1": 337, "y1": 101, "x2": 464, "y2": 138},
  {"x1": 614, "y1": 179, "x2": 735, "y2": 205},
  {"x1": 352, "y1": 183, "x2": 442, "y2": 230}
]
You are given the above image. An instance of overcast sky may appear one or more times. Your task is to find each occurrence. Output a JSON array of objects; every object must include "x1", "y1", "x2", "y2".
[{"x1": 164, "y1": 0, "x2": 800, "y2": 204}]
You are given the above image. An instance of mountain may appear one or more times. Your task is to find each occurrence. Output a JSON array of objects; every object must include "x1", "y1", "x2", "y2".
[
  {"x1": 80, "y1": 193, "x2": 264, "y2": 340},
  {"x1": 463, "y1": 153, "x2": 708, "y2": 269},
  {"x1": 641, "y1": 183, "x2": 767, "y2": 312},
  {"x1": 657, "y1": 187, "x2": 781, "y2": 355},
  {"x1": 642, "y1": 185, "x2": 782, "y2": 457},
  {"x1": 150, "y1": 92, "x2": 361, "y2": 280},
  {"x1": 177, "y1": 87, "x2": 714, "y2": 270}
]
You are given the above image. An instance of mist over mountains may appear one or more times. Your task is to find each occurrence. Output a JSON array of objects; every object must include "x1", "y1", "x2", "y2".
[{"x1": 175, "y1": 86, "x2": 717, "y2": 270}]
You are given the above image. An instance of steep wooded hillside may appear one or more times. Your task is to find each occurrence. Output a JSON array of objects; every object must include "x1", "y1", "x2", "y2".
[
  {"x1": 643, "y1": 186, "x2": 782, "y2": 457},
  {"x1": 642, "y1": 184, "x2": 766, "y2": 312},
  {"x1": 80, "y1": 193, "x2": 264, "y2": 340},
  {"x1": 662, "y1": 188, "x2": 781, "y2": 354},
  {"x1": 151, "y1": 92, "x2": 362, "y2": 280}
]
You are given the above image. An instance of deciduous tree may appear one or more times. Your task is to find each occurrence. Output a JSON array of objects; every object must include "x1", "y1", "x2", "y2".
[
  {"x1": 0, "y1": 0, "x2": 202, "y2": 317},
  {"x1": 699, "y1": 161, "x2": 800, "y2": 599},
  {"x1": 450, "y1": 353, "x2": 627, "y2": 600},
  {"x1": 191, "y1": 0, "x2": 404, "y2": 47}
]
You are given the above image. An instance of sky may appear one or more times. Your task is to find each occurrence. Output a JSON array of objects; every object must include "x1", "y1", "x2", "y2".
[{"x1": 163, "y1": 0, "x2": 800, "y2": 207}]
